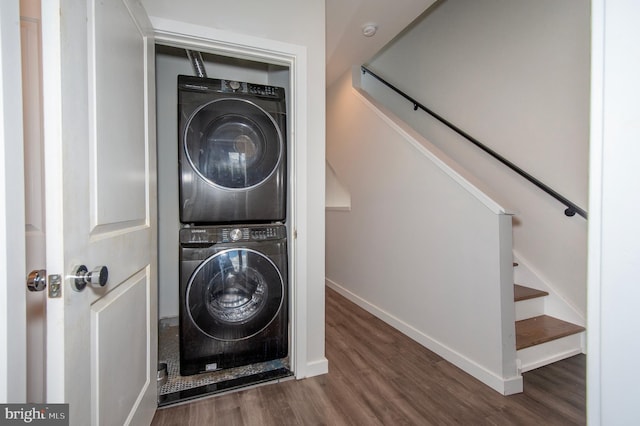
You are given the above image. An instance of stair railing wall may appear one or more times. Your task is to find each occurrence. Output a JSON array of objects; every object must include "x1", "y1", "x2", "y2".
[
  {"x1": 360, "y1": 66, "x2": 588, "y2": 220},
  {"x1": 326, "y1": 72, "x2": 522, "y2": 395}
]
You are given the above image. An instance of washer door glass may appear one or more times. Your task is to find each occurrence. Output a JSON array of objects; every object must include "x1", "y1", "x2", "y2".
[
  {"x1": 186, "y1": 248, "x2": 284, "y2": 341},
  {"x1": 184, "y1": 98, "x2": 283, "y2": 190}
]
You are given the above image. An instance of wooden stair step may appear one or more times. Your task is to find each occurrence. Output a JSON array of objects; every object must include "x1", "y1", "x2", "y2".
[
  {"x1": 514, "y1": 284, "x2": 549, "y2": 302},
  {"x1": 516, "y1": 315, "x2": 585, "y2": 350}
]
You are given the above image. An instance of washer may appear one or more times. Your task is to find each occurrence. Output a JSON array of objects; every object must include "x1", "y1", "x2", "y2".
[
  {"x1": 178, "y1": 75, "x2": 287, "y2": 224},
  {"x1": 179, "y1": 224, "x2": 288, "y2": 376}
]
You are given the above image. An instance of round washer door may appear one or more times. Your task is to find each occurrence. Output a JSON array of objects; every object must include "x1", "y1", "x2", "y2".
[
  {"x1": 186, "y1": 248, "x2": 285, "y2": 341},
  {"x1": 184, "y1": 98, "x2": 283, "y2": 190}
]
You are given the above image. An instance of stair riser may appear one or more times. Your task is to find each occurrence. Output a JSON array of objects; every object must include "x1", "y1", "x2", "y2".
[
  {"x1": 515, "y1": 298, "x2": 545, "y2": 321},
  {"x1": 516, "y1": 332, "x2": 585, "y2": 373}
]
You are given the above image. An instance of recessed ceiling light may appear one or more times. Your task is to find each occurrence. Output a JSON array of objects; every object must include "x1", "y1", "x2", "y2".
[{"x1": 362, "y1": 23, "x2": 378, "y2": 37}]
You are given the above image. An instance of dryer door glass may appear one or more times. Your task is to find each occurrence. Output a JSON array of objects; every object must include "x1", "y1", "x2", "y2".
[
  {"x1": 184, "y1": 98, "x2": 283, "y2": 190},
  {"x1": 186, "y1": 248, "x2": 284, "y2": 341}
]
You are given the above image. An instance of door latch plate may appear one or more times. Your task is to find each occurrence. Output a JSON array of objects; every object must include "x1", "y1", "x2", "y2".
[{"x1": 48, "y1": 274, "x2": 62, "y2": 298}]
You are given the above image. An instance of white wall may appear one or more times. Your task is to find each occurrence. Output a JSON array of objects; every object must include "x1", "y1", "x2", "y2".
[
  {"x1": 142, "y1": 0, "x2": 327, "y2": 376},
  {"x1": 326, "y1": 70, "x2": 521, "y2": 394},
  {"x1": 363, "y1": 0, "x2": 590, "y2": 320},
  {"x1": 588, "y1": 1, "x2": 640, "y2": 424}
]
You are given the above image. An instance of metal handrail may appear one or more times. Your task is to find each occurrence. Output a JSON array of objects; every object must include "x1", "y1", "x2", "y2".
[{"x1": 361, "y1": 66, "x2": 587, "y2": 219}]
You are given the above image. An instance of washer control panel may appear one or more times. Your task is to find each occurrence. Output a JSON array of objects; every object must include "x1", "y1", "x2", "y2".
[{"x1": 180, "y1": 225, "x2": 285, "y2": 245}]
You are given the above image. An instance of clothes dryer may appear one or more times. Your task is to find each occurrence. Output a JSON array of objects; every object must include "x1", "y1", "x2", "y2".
[
  {"x1": 178, "y1": 75, "x2": 287, "y2": 224},
  {"x1": 179, "y1": 224, "x2": 288, "y2": 375}
]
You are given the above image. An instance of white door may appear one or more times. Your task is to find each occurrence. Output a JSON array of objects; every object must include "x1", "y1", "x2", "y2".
[
  {"x1": 0, "y1": 0, "x2": 27, "y2": 403},
  {"x1": 21, "y1": 0, "x2": 46, "y2": 403},
  {"x1": 41, "y1": 0, "x2": 157, "y2": 424}
]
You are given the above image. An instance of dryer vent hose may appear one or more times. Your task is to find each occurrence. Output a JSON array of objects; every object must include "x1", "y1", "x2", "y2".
[{"x1": 186, "y1": 49, "x2": 207, "y2": 78}]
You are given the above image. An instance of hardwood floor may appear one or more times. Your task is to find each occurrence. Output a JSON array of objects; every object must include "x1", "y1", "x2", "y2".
[{"x1": 151, "y1": 287, "x2": 586, "y2": 425}]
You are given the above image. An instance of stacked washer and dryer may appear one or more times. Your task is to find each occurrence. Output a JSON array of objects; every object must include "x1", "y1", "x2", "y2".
[{"x1": 177, "y1": 74, "x2": 289, "y2": 376}]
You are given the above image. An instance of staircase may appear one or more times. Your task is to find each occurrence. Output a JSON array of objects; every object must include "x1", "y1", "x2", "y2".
[{"x1": 514, "y1": 276, "x2": 585, "y2": 373}]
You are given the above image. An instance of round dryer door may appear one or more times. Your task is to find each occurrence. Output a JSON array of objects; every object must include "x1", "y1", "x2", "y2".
[
  {"x1": 186, "y1": 248, "x2": 285, "y2": 341},
  {"x1": 184, "y1": 98, "x2": 283, "y2": 190}
]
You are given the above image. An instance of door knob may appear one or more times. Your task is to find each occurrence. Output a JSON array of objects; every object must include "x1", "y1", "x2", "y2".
[
  {"x1": 27, "y1": 269, "x2": 47, "y2": 292},
  {"x1": 71, "y1": 265, "x2": 109, "y2": 291}
]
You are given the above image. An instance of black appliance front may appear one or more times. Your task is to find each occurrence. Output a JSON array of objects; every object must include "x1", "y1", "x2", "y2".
[
  {"x1": 178, "y1": 75, "x2": 287, "y2": 224},
  {"x1": 179, "y1": 224, "x2": 288, "y2": 376}
]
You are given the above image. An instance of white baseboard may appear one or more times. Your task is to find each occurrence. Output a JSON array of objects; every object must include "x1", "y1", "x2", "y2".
[{"x1": 326, "y1": 278, "x2": 523, "y2": 395}]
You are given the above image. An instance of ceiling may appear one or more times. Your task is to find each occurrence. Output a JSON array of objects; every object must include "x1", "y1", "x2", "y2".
[{"x1": 325, "y1": 0, "x2": 438, "y2": 86}]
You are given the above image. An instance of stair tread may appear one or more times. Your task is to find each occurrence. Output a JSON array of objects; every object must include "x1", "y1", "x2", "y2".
[
  {"x1": 514, "y1": 284, "x2": 549, "y2": 301},
  {"x1": 515, "y1": 315, "x2": 585, "y2": 350}
]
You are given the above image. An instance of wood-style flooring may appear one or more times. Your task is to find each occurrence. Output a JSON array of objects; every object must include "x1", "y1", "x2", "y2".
[{"x1": 151, "y1": 287, "x2": 586, "y2": 425}]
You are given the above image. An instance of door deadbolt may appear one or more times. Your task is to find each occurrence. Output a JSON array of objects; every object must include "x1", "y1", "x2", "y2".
[
  {"x1": 27, "y1": 269, "x2": 47, "y2": 292},
  {"x1": 71, "y1": 265, "x2": 109, "y2": 291}
]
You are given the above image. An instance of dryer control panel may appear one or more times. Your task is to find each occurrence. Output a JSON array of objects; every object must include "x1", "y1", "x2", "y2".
[
  {"x1": 178, "y1": 75, "x2": 285, "y2": 100},
  {"x1": 221, "y1": 79, "x2": 284, "y2": 99}
]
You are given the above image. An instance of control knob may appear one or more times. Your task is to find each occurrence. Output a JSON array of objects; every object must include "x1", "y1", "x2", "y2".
[{"x1": 230, "y1": 228, "x2": 242, "y2": 241}]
